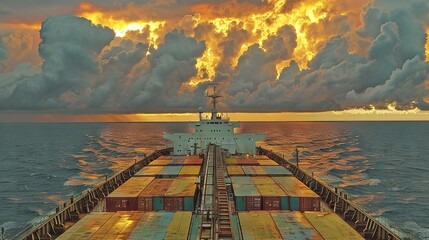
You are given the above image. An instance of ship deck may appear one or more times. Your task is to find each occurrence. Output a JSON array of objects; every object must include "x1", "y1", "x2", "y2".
[{"x1": 15, "y1": 145, "x2": 400, "y2": 240}]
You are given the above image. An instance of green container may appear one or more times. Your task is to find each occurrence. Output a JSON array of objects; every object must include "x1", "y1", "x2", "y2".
[
  {"x1": 184, "y1": 197, "x2": 194, "y2": 211},
  {"x1": 242, "y1": 166, "x2": 257, "y2": 175},
  {"x1": 129, "y1": 211, "x2": 174, "y2": 239},
  {"x1": 158, "y1": 165, "x2": 182, "y2": 177},
  {"x1": 281, "y1": 196, "x2": 289, "y2": 210},
  {"x1": 261, "y1": 166, "x2": 293, "y2": 176},
  {"x1": 230, "y1": 214, "x2": 242, "y2": 240},
  {"x1": 231, "y1": 176, "x2": 253, "y2": 185},
  {"x1": 153, "y1": 197, "x2": 164, "y2": 211},
  {"x1": 188, "y1": 215, "x2": 202, "y2": 240},
  {"x1": 224, "y1": 177, "x2": 231, "y2": 184},
  {"x1": 235, "y1": 196, "x2": 246, "y2": 211},
  {"x1": 290, "y1": 196, "x2": 299, "y2": 210}
]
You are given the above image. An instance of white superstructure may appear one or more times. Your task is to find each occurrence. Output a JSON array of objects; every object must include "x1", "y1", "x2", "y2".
[{"x1": 164, "y1": 86, "x2": 265, "y2": 155}]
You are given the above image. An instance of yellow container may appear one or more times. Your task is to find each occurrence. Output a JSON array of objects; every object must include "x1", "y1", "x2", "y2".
[
  {"x1": 90, "y1": 211, "x2": 145, "y2": 239},
  {"x1": 164, "y1": 212, "x2": 193, "y2": 240},
  {"x1": 225, "y1": 158, "x2": 238, "y2": 165},
  {"x1": 304, "y1": 212, "x2": 364, "y2": 240},
  {"x1": 149, "y1": 159, "x2": 170, "y2": 166},
  {"x1": 273, "y1": 177, "x2": 319, "y2": 198},
  {"x1": 166, "y1": 177, "x2": 197, "y2": 197},
  {"x1": 227, "y1": 166, "x2": 244, "y2": 175},
  {"x1": 254, "y1": 155, "x2": 270, "y2": 160},
  {"x1": 252, "y1": 166, "x2": 267, "y2": 175},
  {"x1": 57, "y1": 213, "x2": 114, "y2": 240},
  {"x1": 135, "y1": 166, "x2": 163, "y2": 176},
  {"x1": 178, "y1": 165, "x2": 201, "y2": 176},
  {"x1": 251, "y1": 176, "x2": 275, "y2": 185},
  {"x1": 238, "y1": 211, "x2": 282, "y2": 240},
  {"x1": 108, "y1": 177, "x2": 154, "y2": 198},
  {"x1": 257, "y1": 159, "x2": 279, "y2": 166}
]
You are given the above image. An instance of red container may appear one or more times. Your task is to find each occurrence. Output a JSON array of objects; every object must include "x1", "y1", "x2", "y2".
[
  {"x1": 138, "y1": 197, "x2": 153, "y2": 211},
  {"x1": 262, "y1": 196, "x2": 281, "y2": 210},
  {"x1": 106, "y1": 197, "x2": 138, "y2": 212},
  {"x1": 246, "y1": 196, "x2": 262, "y2": 210},
  {"x1": 299, "y1": 197, "x2": 321, "y2": 211},
  {"x1": 164, "y1": 197, "x2": 184, "y2": 211}
]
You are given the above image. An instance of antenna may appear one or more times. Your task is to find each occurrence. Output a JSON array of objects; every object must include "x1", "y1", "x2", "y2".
[{"x1": 206, "y1": 84, "x2": 222, "y2": 120}]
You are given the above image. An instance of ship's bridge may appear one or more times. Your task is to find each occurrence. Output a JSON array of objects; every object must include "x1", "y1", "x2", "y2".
[{"x1": 164, "y1": 86, "x2": 265, "y2": 155}]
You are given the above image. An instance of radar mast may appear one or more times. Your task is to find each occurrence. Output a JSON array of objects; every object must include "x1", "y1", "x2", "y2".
[{"x1": 206, "y1": 84, "x2": 221, "y2": 120}]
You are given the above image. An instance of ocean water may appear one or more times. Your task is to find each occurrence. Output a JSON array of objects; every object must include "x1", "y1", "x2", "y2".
[{"x1": 0, "y1": 122, "x2": 428, "y2": 239}]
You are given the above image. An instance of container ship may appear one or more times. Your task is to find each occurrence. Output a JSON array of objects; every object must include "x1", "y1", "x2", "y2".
[{"x1": 11, "y1": 86, "x2": 400, "y2": 240}]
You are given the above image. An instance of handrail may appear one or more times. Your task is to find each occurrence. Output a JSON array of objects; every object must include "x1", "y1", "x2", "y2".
[
  {"x1": 258, "y1": 147, "x2": 402, "y2": 240},
  {"x1": 12, "y1": 147, "x2": 172, "y2": 240}
]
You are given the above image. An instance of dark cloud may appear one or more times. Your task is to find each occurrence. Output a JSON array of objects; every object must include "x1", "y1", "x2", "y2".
[
  {"x1": 0, "y1": 15, "x2": 115, "y2": 109},
  {"x1": 120, "y1": 29, "x2": 206, "y2": 111},
  {"x1": 0, "y1": 0, "x2": 428, "y2": 113},
  {"x1": 0, "y1": 38, "x2": 8, "y2": 61}
]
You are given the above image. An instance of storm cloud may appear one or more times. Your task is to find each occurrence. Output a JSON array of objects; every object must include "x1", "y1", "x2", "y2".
[{"x1": 0, "y1": 0, "x2": 428, "y2": 113}]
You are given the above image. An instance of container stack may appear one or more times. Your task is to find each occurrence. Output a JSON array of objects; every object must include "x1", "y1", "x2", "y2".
[
  {"x1": 106, "y1": 177, "x2": 154, "y2": 212},
  {"x1": 273, "y1": 176, "x2": 321, "y2": 211},
  {"x1": 57, "y1": 211, "x2": 194, "y2": 240},
  {"x1": 106, "y1": 155, "x2": 202, "y2": 212},
  {"x1": 230, "y1": 176, "x2": 261, "y2": 211},
  {"x1": 230, "y1": 175, "x2": 321, "y2": 211},
  {"x1": 225, "y1": 155, "x2": 292, "y2": 176},
  {"x1": 238, "y1": 211, "x2": 364, "y2": 240}
]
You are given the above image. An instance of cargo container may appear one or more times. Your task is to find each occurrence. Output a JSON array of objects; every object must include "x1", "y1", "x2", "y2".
[
  {"x1": 270, "y1": 211, "x2": 323, "y2": 240},
  {"x1": 252, "y1": 176, "x2": 289, "y2": 210},
  {"x1": 164, "y1": 212, "x2": 193, "y2": 240},
  {"x1": 238, "y1": 211, "x2": 282, "y2": 240},
  {"x1": 148, "y1": 159, "x2": 170, "y2": 166},
  {"x1": 138, "y1": 179, "x2": 174, "y2": 211},
  {"x1": 183, "y1": 158, "x2": 203, "y2": 165},
  {"x1": 241, "y1": 166, "x2": 257, "y2": 175},
  {"x1": 128, "y1": 212, "x2": 174, "y2": 240},
  {"x1": 256, "y1": 159, "x2": 279, "y2": 166},
  {"x1": 188, "y1": 214, "x2": 202, "y2": 240},
  {"x1": 56, "y1": 212, "x2": 114, "y2": 240},
  {"x1": 164, "y1": 177, "x2": 197, "y2": 211},
  {"x1": 230, "y1": 176, "x2": 253, "y2": 185},
  {"x1": 90, "y1": 211, "x2": 146, "y2": 239},
  {"x1": 157, "y1": 165, "x2": 182, "y2": 178},
  {"x1": 225, "y1": 158, "x2": 238, "y2": 165},
  {"x1": 232, "y1": 184, "x2": 261, "y2": 211},
  {"x1": 260, "y1": 166, "x2": 293, "y2": 176},
  {"x1": 106, "y1": 177, "x2": 154, "y2": 212},
  {"x1": 251, "y1": 166, "x2": 267, "y2": 175},
  {"x1": 227, "y1": 166, "x2": 244, "y2": 175},
  {"x1": 225, "y1": 157, "x2": 259, "y2": 165},
  {"x1": 134, "y1": 166, "x2": 163, "y2": 177},
  {"x1": 273, "y1": 176, "x2": 321, "y2": 211},
  {"x1": 230, "y1": 214, "x2": 241, "y2": 240},
  {"x1": 178, "y1": 165, "x2": 201, "y2": 176},
  {"x1": 253, "y1": 155, "x2": 270, "y2": 160},
  {"x1": 304, "y1": 212, "x2": 364, "y2": 240}
]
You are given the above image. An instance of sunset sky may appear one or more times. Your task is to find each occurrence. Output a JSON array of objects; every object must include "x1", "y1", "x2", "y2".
[{"x1": 0, "y1": 0, "x2": 429, "y2": 121}]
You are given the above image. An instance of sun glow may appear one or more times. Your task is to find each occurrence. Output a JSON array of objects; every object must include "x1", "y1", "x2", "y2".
[
  {"x1": 75, "y1": 0, "x2": 356, "y2": 84},
  {"x1": 426, "y1": 28, "x2": 429, "y2": 62}
]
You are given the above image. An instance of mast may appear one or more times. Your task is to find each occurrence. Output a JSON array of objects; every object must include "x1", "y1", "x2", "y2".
[{"x1": 206, "y1": 85, "x2": 222, "y2": 120}]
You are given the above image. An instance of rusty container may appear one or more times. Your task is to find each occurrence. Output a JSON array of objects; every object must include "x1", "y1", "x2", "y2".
[
  {"x1": 252, "y1": 176, "x2": 289, "y2": 210},
  {"x1": 138, "y1": 178, "x2": 174, "y2": 211},
  {"x1": 106, "y1": 177, "x2": 154, "y2": 212}
]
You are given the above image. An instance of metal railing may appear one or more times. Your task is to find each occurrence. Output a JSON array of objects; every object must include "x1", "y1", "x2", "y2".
[
  {"x1": 11, "y1": 147, "x2": 171, "y2": 240},
  {"x1": 258, "y1": 147, "x2": 402, "y2": 240}
]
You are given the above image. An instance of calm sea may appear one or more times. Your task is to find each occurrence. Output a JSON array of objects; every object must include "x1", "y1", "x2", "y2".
[{"x1": 0, "y1": 122, "x2": 428, "y2": 239}]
